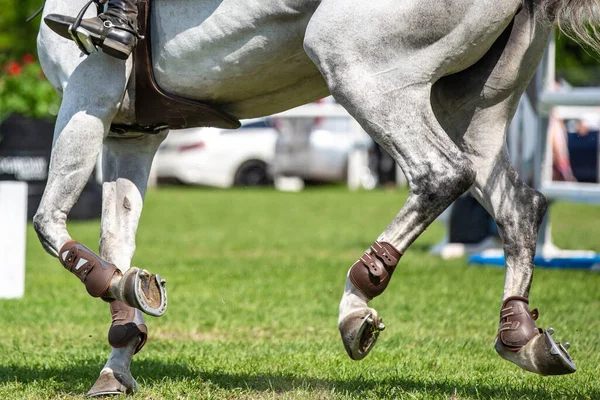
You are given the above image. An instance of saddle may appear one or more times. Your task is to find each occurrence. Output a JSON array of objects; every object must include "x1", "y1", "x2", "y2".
[{"x1": 129, "y1": 0, "x2": 240, "y2": 132}]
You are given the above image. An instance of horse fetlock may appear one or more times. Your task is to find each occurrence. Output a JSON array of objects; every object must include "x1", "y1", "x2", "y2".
[
  {"x1": 108, "y1": 301, "x2": 147, "y2": 354},
  {"x1": 341, "y1": 241, "x2": 400, "y2": 360},
  {"x1": 495, "y1": 329, "x2": 577, "y2": 375},
  {"x1": 349, "y1": 241, "x2": 403, "y2": 300},
  {"x1": 339, "y1": 308, "x2": 384, "y2": 360},
  {"x1": 495, "y1": 296, "x2": 576, "y2": 375},
  {"x1": 59, "y1": 241, "x2": 167, "y2": 316}
]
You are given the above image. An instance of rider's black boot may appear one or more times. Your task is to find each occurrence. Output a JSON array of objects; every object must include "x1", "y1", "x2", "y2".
[{"x1": 45, "y1": 0, "x2": 140, "y2": 60}]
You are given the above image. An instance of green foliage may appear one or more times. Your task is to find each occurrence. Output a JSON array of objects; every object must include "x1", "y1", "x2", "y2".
[
  {"x1": 555, "y1": 31, "x2": 600, "y2": 86},
  {"x1": 0, "y1": 0, "x2": 41, "y2": 59},
  {"x1": 0, "y1": 55, "x2": 60, "y2": 121},
  {"x1": 0, "y1": 0, "x2": 60, "y2": 121}
]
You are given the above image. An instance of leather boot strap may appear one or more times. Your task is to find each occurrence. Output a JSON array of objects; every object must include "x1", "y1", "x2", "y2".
[
  {"x1": 349, "y1": 241, "x2": 402, "y2": 300},
  {"x1": 108, "y1": 300, "x2": 147, "y2": 354},
  {"x1": 498, "y1": 296, "x2": 541, "y2": 350}
]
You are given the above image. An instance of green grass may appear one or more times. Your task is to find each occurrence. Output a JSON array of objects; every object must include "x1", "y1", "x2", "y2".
[{"x1": 1, "y1": 186, "x2": 600, "y2": 399}]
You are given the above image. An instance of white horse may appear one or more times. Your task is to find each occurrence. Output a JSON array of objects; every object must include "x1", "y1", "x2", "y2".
[{"x1": 35, "y1": 0, "x2": 596, "y2": 395}]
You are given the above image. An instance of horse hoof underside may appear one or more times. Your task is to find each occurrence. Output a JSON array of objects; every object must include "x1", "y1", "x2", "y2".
[
  {"x1": 339, "y1": 309, "x2": 385, "y2": 360},
  {"x1": 120, "y1": 267, "x2": 168, "y2": 317},
  {"x1": 495, "y1": 328, "x2": 576, "y2": 375},
  {"x1": 87, "y1": 369, "x2": 138, "y2": 397}
]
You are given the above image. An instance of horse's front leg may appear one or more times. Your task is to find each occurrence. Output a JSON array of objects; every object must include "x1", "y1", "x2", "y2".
[
  {"x1": 87, "y1": 132, "x2": 167, "y2": 396},
  {"x1": 33, "y1": 53, "x2": 126, "y2": 257},
  {"x1": 33, "y1": 55, "x2": 167, "y2": 317}
]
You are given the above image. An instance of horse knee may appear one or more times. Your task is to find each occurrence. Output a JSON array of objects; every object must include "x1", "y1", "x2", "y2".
[
  {"x1": 33, "y1": 209, "x2": 66, "y2": 257},
  {"x1": 444, "y1": 157, "x2": 477, "y2": 196}
]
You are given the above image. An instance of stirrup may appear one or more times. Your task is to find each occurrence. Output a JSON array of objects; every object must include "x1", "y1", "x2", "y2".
[{"x1": 69, "y1": 0, "x2": 101, "y2": 55}]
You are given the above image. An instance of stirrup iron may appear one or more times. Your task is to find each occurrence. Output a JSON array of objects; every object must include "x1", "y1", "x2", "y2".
[{"x1": 69, "y1": 0, "x2": 100, "y2": 55}]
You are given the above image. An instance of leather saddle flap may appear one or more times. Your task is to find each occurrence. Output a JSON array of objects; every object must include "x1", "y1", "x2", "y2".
[{"x1": 134, "y1": 0, "x2": 241, "y2": 131}]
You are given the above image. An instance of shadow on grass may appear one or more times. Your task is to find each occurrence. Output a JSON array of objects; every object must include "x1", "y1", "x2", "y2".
[{"x1": 0, "y1": 359, "x2": 593, "y2": 400}]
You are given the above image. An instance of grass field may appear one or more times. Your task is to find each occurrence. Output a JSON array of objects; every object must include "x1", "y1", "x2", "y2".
[{"x1": 1, "y1": 186, "x2": 600, "y2": 399}]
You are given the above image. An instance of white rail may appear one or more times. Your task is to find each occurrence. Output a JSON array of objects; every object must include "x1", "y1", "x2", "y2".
[
  {"x1": 0, "y1": 181, "x2": 27, "y2": 298},
  {"x1": 540, "y1": 89, "x2": 600, "y2": 111}
]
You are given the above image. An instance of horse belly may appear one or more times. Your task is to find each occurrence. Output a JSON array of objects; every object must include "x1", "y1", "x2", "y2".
[{"x1": 152, "y1": 0, "x2": 328, "y2": 118}]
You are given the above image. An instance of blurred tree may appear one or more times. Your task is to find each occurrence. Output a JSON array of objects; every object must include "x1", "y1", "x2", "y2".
[
  {"x1": 0, "y1": 0, "x2": 43, "y2": 63},
  {"x1": 555, "y1": 31, "x2": 600, "y2": 87},
  {"x1": 0, "y1": 0, "x2": 59, "y2": 121}
]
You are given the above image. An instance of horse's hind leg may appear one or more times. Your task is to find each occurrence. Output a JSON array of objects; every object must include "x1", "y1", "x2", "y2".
[
  {"x1": 448, "y1": 99, "x2": 576, "y2": 376},
  {"x1": 327, "y1": 77, "x2": 476, "y2": 360},
  {"x1": 304, "y1": 0, "x2": 524, "y2": 359},
  {"x1": 33, "y1": 57, "x2": 166, "y2": 317},
  {"x1": 87, "y1": 132, "x2": 167, "y2": 396},
  {"x1": 337, "y1": 90, "x2": 473, "y2": 360},
  {"x1": 432, "y1": 8, "x2": 575, "y2": 375}
]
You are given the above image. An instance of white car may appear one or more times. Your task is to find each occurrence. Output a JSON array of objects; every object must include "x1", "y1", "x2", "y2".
[
  {"x1": 155, "y1": 119, "x2": 278, "y2": 187},
  {"x1": 272, "y1": 115, "x2": 372, "y2": 183}
]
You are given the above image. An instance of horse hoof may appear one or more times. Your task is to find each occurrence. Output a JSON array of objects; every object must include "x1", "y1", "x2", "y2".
[
  {"x1": 495, "y1": 329, "x2": 577, "y2": 375},
  {"x1": 121, "y1": 267, "x2": 168, "y2": 317},
  {"x1": 339, "y1": 309, "x2": 385, "y2": 360},
  {"x1": 86, "y1": 368, "x2": 138, "y2": 397}
]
